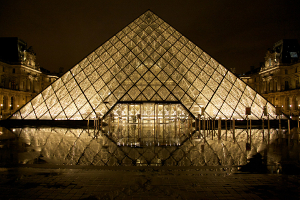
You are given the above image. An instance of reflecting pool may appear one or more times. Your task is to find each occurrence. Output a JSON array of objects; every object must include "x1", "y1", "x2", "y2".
[{"x1": 0, "y1": 125, "x2": 299, "y2": 173}]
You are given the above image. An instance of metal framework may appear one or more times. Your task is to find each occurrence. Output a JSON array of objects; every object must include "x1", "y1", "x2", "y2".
[{"x1": 9, "y1": 10, "x2": 281, "y2": 121}]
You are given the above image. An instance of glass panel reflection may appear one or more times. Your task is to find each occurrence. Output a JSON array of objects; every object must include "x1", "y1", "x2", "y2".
[{"x1": 2, "y1": 126, "x2": 298, "y2": 169}]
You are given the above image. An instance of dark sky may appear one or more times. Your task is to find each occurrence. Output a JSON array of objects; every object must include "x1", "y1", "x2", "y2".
[{"x1": 1, "y1": 0, "x2": 300, "y2": 75}]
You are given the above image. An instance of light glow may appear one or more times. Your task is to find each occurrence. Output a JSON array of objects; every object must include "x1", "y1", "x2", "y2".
[{"x1": 8, "y1": 11, "x2": 283, "y2": 121}]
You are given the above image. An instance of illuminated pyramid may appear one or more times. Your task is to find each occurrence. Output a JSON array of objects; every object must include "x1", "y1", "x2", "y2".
[{"x1": 10, "y1": 10, "x2": 279, "y2": 120}]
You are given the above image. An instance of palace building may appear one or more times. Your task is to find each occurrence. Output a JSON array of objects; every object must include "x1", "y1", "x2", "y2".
[
  {"x1": 240, "y1": 39, "x2": 300, "y2": 118},
  {"x1": 8, "y1": 11, "x2": 282, "y2": 123},
  {"x1": 0, "y1": 37, "x2": 58, "y2": 119}
]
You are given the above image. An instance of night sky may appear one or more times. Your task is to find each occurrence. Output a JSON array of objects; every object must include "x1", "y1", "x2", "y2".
[{"x1": 1, "y1": 0, "x2": 299, "y2": 75}]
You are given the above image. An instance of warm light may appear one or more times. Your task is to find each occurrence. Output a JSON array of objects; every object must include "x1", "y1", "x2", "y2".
[
  {"x1": 17, "y1": 105, "x2": 19, "y2": 107},
  {"x1": 290, "y1": 105, "x2": 292, "y2": 107}
]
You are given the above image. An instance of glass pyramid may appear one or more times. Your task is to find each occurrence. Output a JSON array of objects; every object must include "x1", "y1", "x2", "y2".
[{"x1": 9, "y1": 11, "x2": 281, "y2": 120}]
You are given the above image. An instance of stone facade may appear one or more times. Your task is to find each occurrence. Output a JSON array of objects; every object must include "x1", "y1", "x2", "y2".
[
  {"x1": 240, "y1": 39, "x2": 300, "y2": 118},
  {"x1": 0, "y1": 38, "x2": 58, "y2": 119}
]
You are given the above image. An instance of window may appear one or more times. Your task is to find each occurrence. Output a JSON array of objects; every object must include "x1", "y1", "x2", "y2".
[
  {"x1": 10, "y1": 96, "x2": 14, "y2": 110},
  {"x1": 3, "y1": 96, "x2": 7, "y2": 110},
  {"x1": 285, "y1": 69, "x2": 288, "y2": 74},
  {"x1": 12, "y1": 68, "x2": 15, "y2": 73},
  {"x1": 285, "y1": 81, "x2": 289, "y2": 90},
  {"x1": 11, "y1": 81, "x2": 16, "y2": 90}
]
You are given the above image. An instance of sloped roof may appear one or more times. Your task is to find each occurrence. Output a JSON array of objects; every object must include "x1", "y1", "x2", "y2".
[{"x1": 10, "y1": 10, "x2": 279, "y2": 120}]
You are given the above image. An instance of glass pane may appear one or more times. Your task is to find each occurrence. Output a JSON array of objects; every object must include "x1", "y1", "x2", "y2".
[
  {"x1": 193, "y1": 78, "x2": 205, "y2": 92},
  {"x1": 240, "y1": 93, "x2": 252, "y2": 107},
  {"x1": 150, "y1": 78, "x2": 162, "y2": 91},
  {"x1": 128, "y1": 86, "x2": 141, "y2": 100},
  {"x1": 184, "y1": 71, "x2": 196, "y2": 84},
  {"x1": 251, "y1": 102, "x2": 263, "y2": 119},
  {"x1": 165, "y1": 78, "x2": 176, "y2": 91},
  {"x1": 31, "y1": 94, "x2": 44, "y2": 109},
  {"x1": 52, "y1": 79, "x2": 63, "y2": 92},
  {"x1": 211, "y1": 94, "x2": 223, "y2": 109},
  {"x1": 20, "y1": 103, "x2": 33, "y2": 119},
  {"x1": 113, "y1": 86, "x2": 126, "y2": 100},
  {"x1": 71, "y1": 64, "x2": 81, "y2": 76},
  {"x1": 207, "y1": 78, "x2": 218, "y2": 92},
  {"x1": 64, "y1": 103, "x2": 77, "y2": 119},
  {"x1": 186, "y1": 85, "x2": 199, "y2": 100},
  {"x1": 74, "y1": 94, "x2": 87, "y2": 110},
  {"x1": 201, "y1": 86, "x2": 214, "y2": 100},
  {"x1": 85, "y1": 86, "x2": 97, "y2": 100},
  {"x1": 230, "y1": 85, "x2": 243, "y2": 100},
  {"x1": 49, "y1": 103, "x2": 63, "y2": 119},
  {"x1": 216, "y1": 86, "x2": 228, "y2": 100},
  {"x1": 156, "y1": 70, "x2": 169, "y2": 83},
  {"x1": 107, "y1": 78, "x2": 119, "y2": 92},
  {"x1": 61, "y1": 71, "x2": 72, "y2": 84},
  {"x1": 136, "y1": 78, "x2": 148, "y2": 91},
  {"x1": 93, "y1": 77, "x2": 105, "y2": 92},
  {"x1": 206, "y1": 103, "x2": 218, "y2": 118},
  {"x1": 69, "y1": 86, "x2": 83, "y2": 101},
  {"x1": 157, "y1": 86, "x2": 170, "y2": 100},
  {"x1": 220, "y1": 102, "x2": 234, "y2": 119},
  {"x1": 143, "y1": 71, "x2": 155, "y2": 83},
  {"x1": 60, "y1": 94, "x2": 72, "y2": 109},
  {"x1": 122, "y1": 78, "x2": 134, "y2": 91},
  {"x1": 74, "y1": 71, "x2": 86, "y2": 84},
  {"x1": 83, "y1": 64, "x2": 95, "y2": 76},
  {"x1": 226, "y1": 94, "x2": 239, "y2": 110},
  {"x1": 178, "y1": 78, "x2": 190, "y2": 91},
  {"x1": 45, "y1": 94, "x2": 58, "y2": 110},
  {"x1": 211, "y1": 71, "x2": 223, "y2": 83},
  {"x1": 90, "y1": 94, "x2": 102, "y2": 109},
  {"x1": 87, "y1": 52, "x2": 98, "y2": 63},
  {"x1": 142, "y1": 86, "x2": 155, "y2": 100},
  {"x1": 172, "y1": 86, "x2": 185, "y2": 100},
  {"x1": 24, "y1": 111, "x2": 36, "y2": 120},
  {"x1": 115, "y1": 71, "x2": 127, "y2": 84},
  {"x1": 56, "y1": 86, "x2": 68, "y2": 100}
]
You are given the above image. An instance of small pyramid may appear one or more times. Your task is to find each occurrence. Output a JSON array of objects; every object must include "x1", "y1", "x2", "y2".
[{"x1": 10, "y1": 10, "x2": 280, "y2": 120}]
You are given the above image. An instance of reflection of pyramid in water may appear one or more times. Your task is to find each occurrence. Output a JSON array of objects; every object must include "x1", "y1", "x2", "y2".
[{"x1": 10, "y1": 10, "x2": 279, "y2": 120}]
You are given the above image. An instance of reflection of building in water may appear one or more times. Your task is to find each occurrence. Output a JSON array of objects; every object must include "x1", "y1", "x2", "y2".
[
  {"x1": 5, "y1": 127, "x2": 297, "y2": 168},
  {"x1": 0, "y1": 37, "x2": 58, "y2": 119},
  {"x1": 9, "y1": 11, "x2": 283, "y2": 123},
  {"x1": 240, "y1": 39, "x2": 300, "y2": 118}
]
